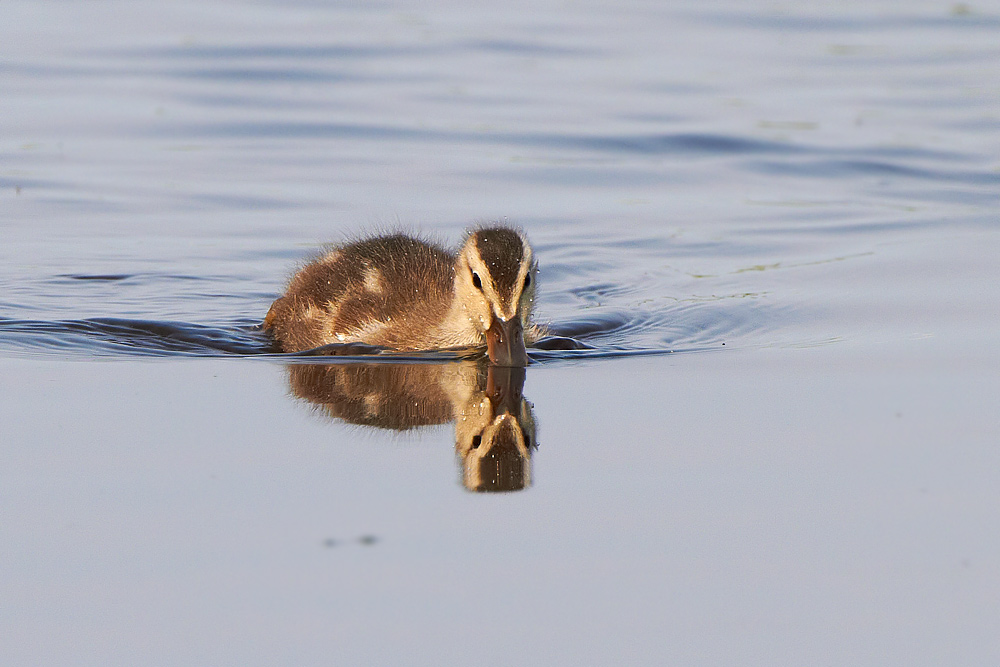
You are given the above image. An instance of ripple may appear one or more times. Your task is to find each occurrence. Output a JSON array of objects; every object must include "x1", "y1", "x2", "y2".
[
  {"x1": 58, "y1": 273, "x2": 133, "y2": 282},
  {"x1": 0, "y1": 294, "x2": 778, "y2": 364},
  {"x1": 0, "y1": 317, "x2": 271, "y2": 357},
  {"x1": 151, "y1": 122, "x2": 802, "y2": 159},
  {"x1": 748, "y1": 157, "x2": 1000, "y2": 185}
]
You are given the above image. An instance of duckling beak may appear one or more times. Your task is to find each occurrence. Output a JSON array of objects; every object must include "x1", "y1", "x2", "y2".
[{"x1": 485, "y1": 316, "x2": 528, "y2": 367}]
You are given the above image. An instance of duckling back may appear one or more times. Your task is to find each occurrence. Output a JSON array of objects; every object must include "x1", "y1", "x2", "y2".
[{"x1": 265, "y1": 234, "x2": 456, "y2": 353}]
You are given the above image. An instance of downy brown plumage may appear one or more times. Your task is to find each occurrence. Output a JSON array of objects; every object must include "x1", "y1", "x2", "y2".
[{"x1": 264, "y1": 226, "x2": 540, "y2": 365}]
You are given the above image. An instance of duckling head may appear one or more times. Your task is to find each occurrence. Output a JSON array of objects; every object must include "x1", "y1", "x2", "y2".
[{"x1": 456, "y1": 227, "x2": 537, "y2": 366}]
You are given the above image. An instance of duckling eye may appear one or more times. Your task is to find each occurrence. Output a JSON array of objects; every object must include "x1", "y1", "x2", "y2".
[
  {"x1": 471, "y1": 272, "x2": 483, "y2": 291},
  {"x1": 523, "y1": 273, "x2": 531, "y2": 289},
  {"x1": 471, "y1": 434, "x2": 482, "y2": 449}
]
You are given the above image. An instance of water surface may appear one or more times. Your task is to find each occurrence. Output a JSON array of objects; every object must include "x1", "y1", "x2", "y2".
[{"x1": 2, "y1": 1, "x2": 999, "y2": 664}]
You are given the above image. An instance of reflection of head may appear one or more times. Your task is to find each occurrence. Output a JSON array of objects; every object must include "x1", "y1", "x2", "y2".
[
  {"x1": 284, "y1": 360, "x2": 536, "y2": 492},
  {"x1": 461, "y1": 413, "x2": 535, "y2": 492},
  {"x1": 454, "y1": 366, "x2": 536, "y2": 493}
]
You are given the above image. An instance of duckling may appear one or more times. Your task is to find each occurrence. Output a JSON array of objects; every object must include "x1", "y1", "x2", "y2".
[{"x1": 264, "y1": 225, "x2": 540, "y2": 365}]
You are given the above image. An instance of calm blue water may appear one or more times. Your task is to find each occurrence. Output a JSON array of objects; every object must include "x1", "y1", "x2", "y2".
[
  {"x1": 4, "y1": 0, "x2": 996, "y2": 360},
  {"x1": 3, "y1": 1, "x2": 999, "y2": 664}
]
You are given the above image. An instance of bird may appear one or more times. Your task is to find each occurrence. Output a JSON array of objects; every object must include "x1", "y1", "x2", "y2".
[{"x1": 264, "y1": 225, "x2": 540, "y2": 365}]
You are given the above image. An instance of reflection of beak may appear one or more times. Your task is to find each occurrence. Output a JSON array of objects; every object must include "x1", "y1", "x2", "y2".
[
  {"x1": 486, "y1": 365, "x2": 526, "y2": 415},
  {"x1": 485, "y1": 316, "x2": 528, "y2": 367}
]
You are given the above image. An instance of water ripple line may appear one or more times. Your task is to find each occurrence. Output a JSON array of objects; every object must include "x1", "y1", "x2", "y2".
[{"x1": 0, "y1": 302, "x2": 762, "y2": 363}]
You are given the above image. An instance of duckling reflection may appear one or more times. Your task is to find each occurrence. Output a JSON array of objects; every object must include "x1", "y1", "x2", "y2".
[
  {"x1": 286, "y1": 361, "x2": 536, "y2": 492},
  {"x1": 454, "y1": 365, "x2": 535, "y2": 493}
]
